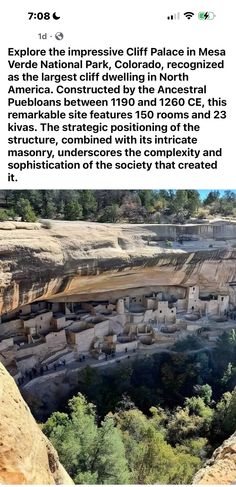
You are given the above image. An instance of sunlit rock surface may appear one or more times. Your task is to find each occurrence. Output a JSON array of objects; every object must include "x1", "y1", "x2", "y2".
[
  {"x1": 193, "y1": 432, "x2": 236, "y2": 484},
  {"x1": 0, "y1": 362, "x2": 73, "y2": 484},
  {"x1": 0, "y1": 220, "x2": 236, "y2": 314}
]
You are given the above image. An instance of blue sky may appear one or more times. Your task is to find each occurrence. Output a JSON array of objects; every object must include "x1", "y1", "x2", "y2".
[{"x1": 198, "y1": 190, "x2": 236, "y2": 201}]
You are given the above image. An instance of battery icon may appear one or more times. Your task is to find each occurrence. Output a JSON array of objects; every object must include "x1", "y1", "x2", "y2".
[{"x1": 198, "y1": 11, "x2": 216, "y2": 20}]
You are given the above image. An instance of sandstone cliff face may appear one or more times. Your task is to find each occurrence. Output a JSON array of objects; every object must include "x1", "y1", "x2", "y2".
[
  {"x1": 0, "y1": 220, "x2": 236, "y2": 314},
  {"x1": 0, "y1": 362, "x2": 73, "y2": 484},
  {"x1": 193, "y1": 432, "x2": 236, "y2": 484}
]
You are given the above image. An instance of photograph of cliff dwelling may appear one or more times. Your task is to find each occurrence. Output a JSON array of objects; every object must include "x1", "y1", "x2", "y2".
[{"x1": 1, "y1": 189, "x2": 236, "y2": 485}]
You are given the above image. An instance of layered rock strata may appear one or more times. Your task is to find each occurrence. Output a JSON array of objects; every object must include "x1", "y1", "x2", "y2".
[{"x1": 0, "y1": 220, "x2": 236, "y2": 314}]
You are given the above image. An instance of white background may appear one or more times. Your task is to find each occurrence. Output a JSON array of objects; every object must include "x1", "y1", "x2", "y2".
[{"x1": 0, "y1": 0, "x2": 235, "y2": 189}]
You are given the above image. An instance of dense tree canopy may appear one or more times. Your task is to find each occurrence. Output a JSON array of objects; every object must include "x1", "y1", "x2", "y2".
[
  {"x1": 0, "y1": 190, "x2": 235, "y2": 222},
  {"x1": 43, "y1": 394, "x2": 130, "y2": 484},
  {"x1": 43, "y1": 393, "x2": 201, "y2": 484},
  {"x1": 41, "y1": 331, "x2": 236, "y2": 484}
]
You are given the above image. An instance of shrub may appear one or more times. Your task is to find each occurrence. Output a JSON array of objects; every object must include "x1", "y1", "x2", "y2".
[{"x1": 39, "y1": 220, "x2": 52, "y2": 229}]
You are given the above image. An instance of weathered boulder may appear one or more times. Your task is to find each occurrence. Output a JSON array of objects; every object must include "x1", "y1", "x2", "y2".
[
  {"x1": 0, "y1": 362, "x2": 73, "y2": 484},
  {"x1": 193, "y1": 432, "x2": 236, "y2": 484}
]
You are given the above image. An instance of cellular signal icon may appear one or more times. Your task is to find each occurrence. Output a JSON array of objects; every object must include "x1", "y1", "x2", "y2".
[{"x1": 167, "y1": 12, "x2": 180, "y2": 20}]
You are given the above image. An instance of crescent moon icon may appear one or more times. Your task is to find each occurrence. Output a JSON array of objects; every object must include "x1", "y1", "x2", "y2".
[{"x1": 53, "y1": 12, "x2": 60, "y2": 20}]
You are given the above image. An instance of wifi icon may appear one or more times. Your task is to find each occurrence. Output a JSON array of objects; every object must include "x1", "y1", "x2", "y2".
[{"x1": 184, "y1": 11, "x2": 195, "y2": 19}]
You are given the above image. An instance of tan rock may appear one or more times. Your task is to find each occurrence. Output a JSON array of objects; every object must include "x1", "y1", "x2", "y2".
[
  {"x1": 0, "y1": 362, "x2": 73, "y2": 484},
  {"x1": 0, "y1": 220, "x2": 236, "y2": 314},
  {"x1": 193, "y1": 432, "x2": 236, "y2": 484}
]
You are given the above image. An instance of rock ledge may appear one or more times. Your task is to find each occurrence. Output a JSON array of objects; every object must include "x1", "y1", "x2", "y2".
[
  {"x1": 193, "y1": 432, "x2": 236, "y2": 484},
  {"x1": 0, "y1": 362, "x2": 73, "y2": 484}
]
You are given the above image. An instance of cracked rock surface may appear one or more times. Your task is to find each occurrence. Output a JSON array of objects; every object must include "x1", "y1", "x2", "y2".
[
  {"x1": 0, "y1": 362, "x2": 73, "y2": 484},
  {"x1": 1, "y1": 221, "x2": 236, "y2": 314},
  {"x1": 193, "y1": 432, "x2": 236, "y2": 484}
]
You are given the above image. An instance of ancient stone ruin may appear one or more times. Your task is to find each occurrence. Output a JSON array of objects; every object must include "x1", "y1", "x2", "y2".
[{"x1": 1, "y1": 219, "x2": 236, "y2": 388}]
